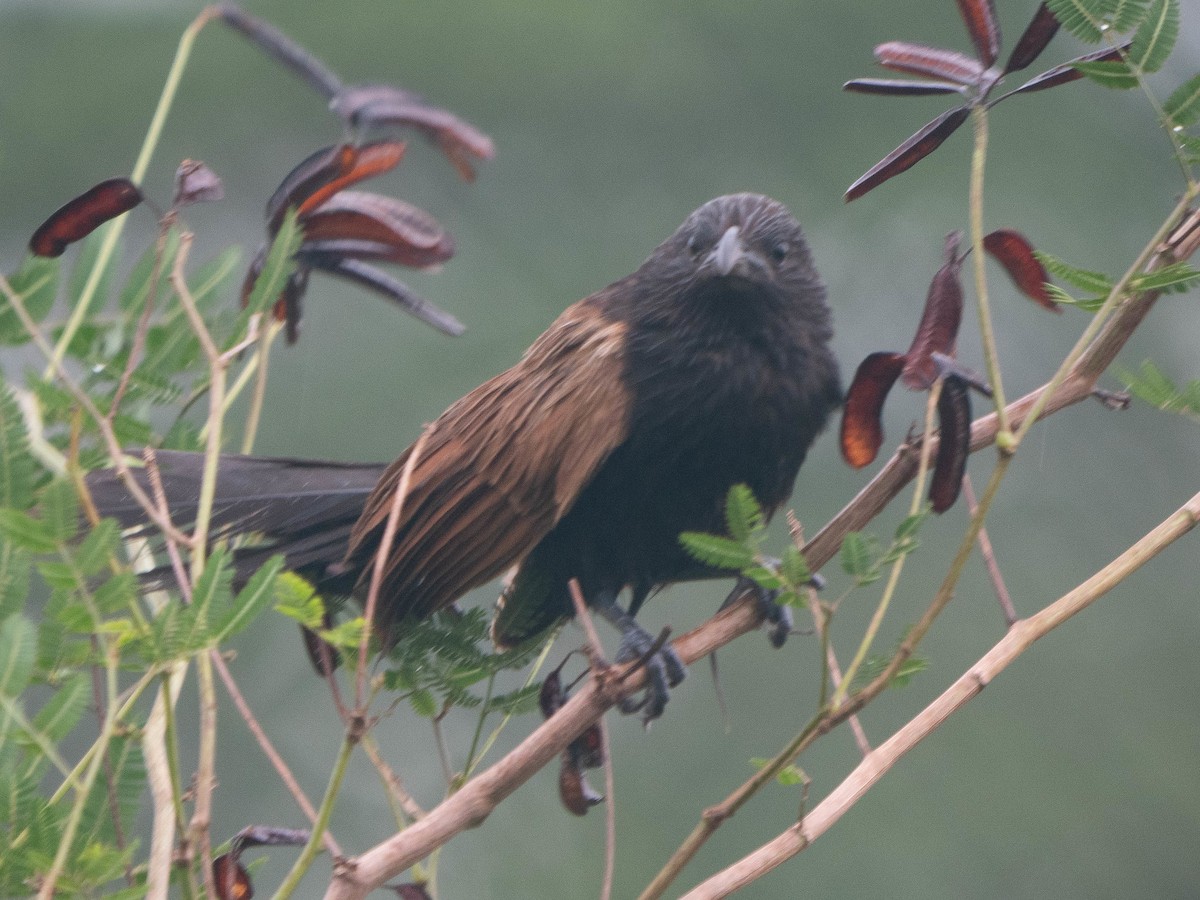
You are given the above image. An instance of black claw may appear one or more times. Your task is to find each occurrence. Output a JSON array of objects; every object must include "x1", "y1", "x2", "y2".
[{"x1": 592, "y1": 591, "x2": 687, "y2": 724}]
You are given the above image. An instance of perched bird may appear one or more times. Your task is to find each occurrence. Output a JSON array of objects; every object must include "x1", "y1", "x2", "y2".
[{"x1": 88, "y1": 193, "x2": 841, "y2": 719}]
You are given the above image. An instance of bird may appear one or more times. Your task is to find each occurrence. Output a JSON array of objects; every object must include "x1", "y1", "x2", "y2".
[{"x1": 87, "y1": 193, "x2": 842, "y2": 720}]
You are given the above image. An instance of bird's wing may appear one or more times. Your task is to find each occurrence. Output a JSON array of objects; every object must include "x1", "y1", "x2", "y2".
[{"x1": 346, "y1": 299, "x2": 631, "y2": 634}]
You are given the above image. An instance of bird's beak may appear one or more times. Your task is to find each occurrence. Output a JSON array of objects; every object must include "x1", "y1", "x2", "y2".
[{"x1": 708, "y1": 225, "x2": 746, "y2": 277}]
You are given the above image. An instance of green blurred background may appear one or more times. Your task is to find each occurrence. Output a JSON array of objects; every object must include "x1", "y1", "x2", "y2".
[{"x1": 3, "y1": 1, "x2": 1199, "y2": 897}]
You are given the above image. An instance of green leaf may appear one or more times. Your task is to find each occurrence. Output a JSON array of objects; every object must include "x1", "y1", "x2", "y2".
[
  {"x1": 0, "y1": 541, "x2": 32, "y2": 621},
  {"x1": 0, "y1": 379, "x2": 36, "y2": 511},
  {"x1": 273, "y1": 571, "x2": 325, "y2": 630},
  {"x1": 894, "y1": 511, "x2": 929, "y2": 544},
  {"x1": 1129, "y1": 0, "x2": 1177, "y2": 74},
  {"x1": 678, "y1": 532, "x2": 756, "y2": 570},
  {"x1": 775, "y1": 764, "x2": 807, "y2": 786},
  {"x1": 0, "y1": 615, "x2": 36, "y2": 699},
  {"x1": 31, "y1": 673, "x2": 89, "y2": 741},
  {"x1": 93, "y1": 572, "x2": 138, "y2": 616},
  {"x1": 1074, "y1": 59, "x2": 1139, "y2": 89},
  {"x1": 1035, "y1": 253, "x2": 1115, "y2": 294},
  {"x1": 40, "y1": 479, "x2": 78, "y2": 543},
  {"x1": 1111, "y1": 0, "x2": 1150, "y2": 31},
  {"x1": 0, "y1": 509, "x2": 57, "y2": 553},
  {"x1": 239, "y1": 209, "x2": 302, "y2": 322},
  {"x1": 779, "y1": 546, "x2": 811, "y2": 587},
  {"x1": 1042, "y1": 283, "x2": 1105, "y2": 312},
  {"x1": 409, "y1": 688, "x2": 438, "y2": 718},
  {"x1": 1164, "y1": 73, "x2": 1200, "y2": 128},
  {"x1": 215, "y1": 556, "x2": 283, "y2": 642},
  {"x1": 742, "y1": 565, "x2": 782, "y2": 591},
  {"x1": 0, "y1": 256, "x2": 58, "y2": 346},
  {"x1": 724, "y1": 484, "x2": 764, "y2": 543},
  {"x1": 839, "y1": 532, "x2": 877, "y2": 583},
  {"x1": 1121, "y1": 360, "x2": 1200, "y2": 421},
  {"x1": 1130, "y1": 261, "x2": 1200, "y2": 294},
  {"x1": 1046, "y1": 0, "x2": 1117, "y2": 42},
  {"x1": 851, "y1": 652, "x2": 930, "y2": 692},
  {"x1": 74, "y1": 518, "x2": 120, "y2": 576}
]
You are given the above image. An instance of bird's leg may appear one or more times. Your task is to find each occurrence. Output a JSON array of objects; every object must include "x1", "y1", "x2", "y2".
[{"x1": 590, "y1": 590, "x2": 686, "y2": 724}]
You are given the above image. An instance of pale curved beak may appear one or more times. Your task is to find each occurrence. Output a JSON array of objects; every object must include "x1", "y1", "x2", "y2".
[{"x1": 708, "y1": 225, "x2": 744, "y2": 276}]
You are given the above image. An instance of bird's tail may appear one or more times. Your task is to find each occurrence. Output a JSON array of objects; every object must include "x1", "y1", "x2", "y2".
[{"x1": 85, "y1": 450, "x2": 387, "y2": 592}]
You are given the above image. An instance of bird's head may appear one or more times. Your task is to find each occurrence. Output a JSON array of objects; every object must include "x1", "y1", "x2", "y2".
[{"x1": 624, "y1": 193, "x2": 829, "y2": 335}]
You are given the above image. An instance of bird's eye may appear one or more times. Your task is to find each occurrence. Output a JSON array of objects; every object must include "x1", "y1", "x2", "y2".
[
  {"x1": 769, "y1": 242, "x2": 789, "y2": 263},
  {"x1": 686, "y1": 233, "x2": 703, "y2": 255}
]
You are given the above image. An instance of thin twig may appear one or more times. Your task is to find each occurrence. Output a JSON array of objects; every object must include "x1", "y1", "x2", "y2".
[
  {"x1": 568, "y1": 580, "x2": 616, "y2": 900},
  {"x1": 963, "y1": 474, "x2": 1016, "y2": 626},
  {"x1": 680, "y1": 489, "x2": 1200, "y2": 898},
  {"x1": 210, "y1": 650, "x2": 343, "y2": 856},
  {"x1": 360, "y1": 428, "x2": 430, "y2": 709},
  {"x1": 362, "y1": 734, "x2": 428, "y2": 824}
]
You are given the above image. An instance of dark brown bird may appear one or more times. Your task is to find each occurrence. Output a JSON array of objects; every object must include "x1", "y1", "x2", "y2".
[{"x1": 88, "y1": 193, "x2": 841, "y2": 719}]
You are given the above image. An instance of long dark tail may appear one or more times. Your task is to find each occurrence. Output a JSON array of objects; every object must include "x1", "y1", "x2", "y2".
[{"x1": 85, "y1": 450, "x2": 386, "y2": 592}]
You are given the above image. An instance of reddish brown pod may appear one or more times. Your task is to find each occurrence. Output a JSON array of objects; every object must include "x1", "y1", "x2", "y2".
[{"x1": 29, "y1": 178, "x2": 143, "y2": 257}]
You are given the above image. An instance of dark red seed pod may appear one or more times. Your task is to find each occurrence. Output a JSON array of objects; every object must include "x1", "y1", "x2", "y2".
[
  {"x1": 539, "y1": 669, "x2": 566, "y2": 719},
  {"x1": 213, "y1": 853, "x2": 253, "y2": 900},
  {"x1": 995, "y1": 42, "x2": 1131, "y2": 101},
  {"x1": 558, "y1": 754, "x2": 604, "y2": 816},
  {"x1": 303, "y1": 256, "x2": 464, "y2": 336},
  {"x1": 902, "y1": 233, "x2": 964, "y2": 389},
  {"x1": 845, "y1": 106, "x2": 969, "y2": 201},
  {"x1": 874, "y1": 41, "x2": 984, "y2": 84},
  {"x1": 30, "y1": 178, "x2": 143, "y2": 257},
  {"x1": 294, "y1": 142, "x2": 407, "y2": 220},
  {"x1": 983, "y1": 229, "x2": 1059, "y2": 312},
  {"x1": 840, "y1": 351, "x2": 906, "y2": 468},
  {"x1": 265, "y1": 145, "x2": 355, "y2": 234},
  {"x1": 844, "y1": 78, "x2": 967, "y2": 97},
  {"x1": 1004, "y1": 2, "x2": 1060, "y2": 75},
  {"x1": 332, "y1": 85, "x2": 495, "y2": 181},
  {"x1": 568, "y1": 724, "x2": 605, "y2": 770},
  {"x1": 955, "y1": 0, "x2": 1001, "y2": 68},
  {"x1": 929, "y1": 375, "x2": 971, "y2": 513},
  {"x1": 300, "y1": 191, "x2": 455, "y2": 268}
]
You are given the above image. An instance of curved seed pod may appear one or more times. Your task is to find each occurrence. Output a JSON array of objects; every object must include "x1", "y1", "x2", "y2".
[
  {"x1": 332, "y1": 85, "x2": 496, "y2": 181},
  {"x1": 264, "y1": 145, "x2": 354, "y2": 234},
  {"x1": 993, "y1": 42, "x2": 1131, "y2": 103},
  {"x1": 539, "y1": 669, "x2": 566, "y2": 718},
  {"x1": 303, "y1": 255, "x2": 465, "y2": 336},
  {"x1": 30, "y1": 178, "x2": 143, "y2": 258},
  {"x1": 983, "y1": 229, "x2": 1058, "y2": 312},
  {"x1": 930, "y1": 375, "x2": 971, "y2": 513},
  {"x1": 844, "y1": 78, "x2": 967, "y2": 97},
  {"x1": 845, "y1": 106, "x2": 969, "y2": 201},
  {"x1": 875, "y1": 41, "x2": 984, "y2": 84},
  {"x1": 902, "y1": 232, "x2": 964, "y2": 389},
  {"x1": 294, "y1": 142, "x2": 407, "y2": 220},
  {"x1": 955, "y1": 0, "x2": 1001, "y2": 68},
  {"x1": 840, "y1": 351, "x2": 905, "y2": 468},
  {"x1": 264, "y1": 142, "x2": 406, "y2": 234},
  {"x1": 212, "y1": 853, "x2": 253, "y2": 900},
  {"x1": 1004, "y1": 2, "x2": 1060, "y2": 75},
  {"x1": 558, "y1": 754, "x2": 604, "y2": 816},
  {"x1": 301, "y1": 191, "x2": 455, "y2": 267}
]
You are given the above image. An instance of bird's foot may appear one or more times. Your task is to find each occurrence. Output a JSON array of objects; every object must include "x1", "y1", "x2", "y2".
[
  {"x1": 592, "y1": 595, "x2": 686, "y2": 725},
  {"x1": 719, "y1": 566, "x2": 824, "y2": 649},
  {"x1": 614, "y1": 624, "x2": 686, "y2": 724}
]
